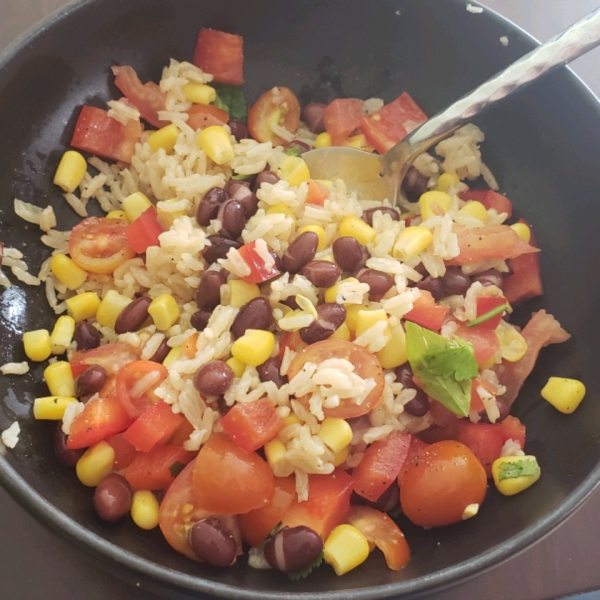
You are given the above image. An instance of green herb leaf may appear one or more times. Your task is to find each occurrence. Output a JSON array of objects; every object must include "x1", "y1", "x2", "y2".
[
  {"x1": 284, "y1": 146, "x2": 302, "y2": 158},
  {"x1": 287, "y1": 551, "x2": 324, "y2": 581},
  {"x1": 212, "y1": 83, "x2": 247, "y2": 122},
  {"x1": 168, "y1": 461, "x2": 186, "y2": 478},
  {"x1": 466, "y1": 303, "x2": 509, "y2": 328},
  {"x1": 257, "y1": 521, "x2": 283, "y2": 551},
  {"x1": 405, "y1": 321, "x2": 478, "y2": 417},
  {"x1": 498, "y1": 458, "x2": 540, "y2": 481}
]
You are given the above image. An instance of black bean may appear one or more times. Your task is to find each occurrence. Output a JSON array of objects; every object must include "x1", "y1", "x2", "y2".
[
  {"x1": 93, "y1": 473, "x2": 133, "y2": 522},
  {"x1": 149, "y1": 339, "x2": 170, "y2": 364},
  {"x1": 300, "y1": 260, "x2": 341, "y2": 288},
  {"x1": 401, "y1": 166, "x2": 429, "y2": 202},
  {"x1": 281, "y1": 296, "x2": 300, "y2": 310},
  {"x1": 252, "y1": 170, "x2": 280, "y2": 193},
  {"x1": 264, "y1": 526, "x2": 324, "y2": 573},
  {"x1": 355, "y1": 268, "x2": 394, "y2": 301},
  {"x1": 394, "y1": 363, "x2": 429, "y2": 417},
  {"x1": 217, "y1": 397, "x2": 231, "y2": 416},
  {"x1": 225, "y1": 181, "x2": 259, "y2": 218},
  {"x1": 218, "y1": 199, "x2": 246, "y2": 239},
  {"x1": 114, "y1": 296, "x2": 151, "y2": 334},
  {"x1": 190, "y1": 310, "x2": 211, "y2": 331},
  {"x1": 299, "y1": 303, "x2": 346, "y2": 345},
  {"x1": 332, "y1": 236, "x2": 369, "y2": 272},
  {"x1": 361, "y1": 206, "x2": 400, "y2": 227},
  {"x1": 196, "y1": 187, "x2": 229, "y2": 226},
  {"x1": 204, "y1": 235, "x2": 242, "y2": 265},
  {"x1": 285, "y1": 140, "x2": 310, "y2": 154},
  {"x1": 74, "y1": 321, "x2": 100, "y2": 351},
  {"x1": 54, "y1": 423, "x2": 84, "y2": 468},
  {"x1": 256, "y1": 357, "x2": 287, "y2": 388},
  {"x1": 75, "y1": 365, "x2": 107, "y2": 397},
  {"x1": 231, "y1": 297, "x2": 273, "y2": 339},
  {"x1": 440, "y1": 267, "x2": 471, "y2": 296},
  {"x1": 302, "y1": 103, "x2": 327, "y2": 134},
  {"x1": 228, "y1": 119, "x2": 248, "y2": 142},
  {"x1": 282, "y1": 231, "x2": 319, "y2": 274},
  {"x1": 472, "y1": 269, "x2": 505, "y2": 290},
  {"x1": 193, "y1": 361, "x2": 234, "y2": 396},
  {"x1": 416, "y1": 276, "x2": 445, "y2": 301},
  {"x1": 224, "y1": 179, "x2": 250, "y2": 195},
  {"x1": 189, "y1": 517, "x2": 237, "y2": 567},
  {"x1": 196, "y1": 270, "x2": 226, "y2": 311}
]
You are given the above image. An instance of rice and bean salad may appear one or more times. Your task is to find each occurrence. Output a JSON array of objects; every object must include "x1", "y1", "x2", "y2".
[{"x1": 1, "y1": 28, "x2": 584, "y2": 577}]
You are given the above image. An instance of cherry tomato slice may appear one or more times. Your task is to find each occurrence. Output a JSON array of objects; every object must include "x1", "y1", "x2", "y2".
[
  {"x1": 187, "y1": 104, "x2": 229, "y2": 130},
  {"x1": 70, "y1": 342, "x2": 140, "y2": 379},
  {"x1": 248, "y1": 87, "x2": 300, "y2": 145},
  {"x1": 287, "y1": 339, "x2": 385, "y2": 419},
  {"x1": 115, "y1": 360, "x2": 168, "y2": 420},
  {"x1": 68, "y1": 217, "x2": 136, "y2": 274}
]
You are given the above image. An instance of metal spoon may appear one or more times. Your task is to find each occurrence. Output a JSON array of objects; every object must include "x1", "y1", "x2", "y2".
[{"x1": 303, "y1": 8, "x2": 600, "y2": 205}]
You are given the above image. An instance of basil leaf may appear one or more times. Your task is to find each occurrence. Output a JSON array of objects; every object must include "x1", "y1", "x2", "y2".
[
  {"x1": 212, "y1": 83, "x2": 247, "y2": 122},
  {"x1": 498, "y1": 459, "x2": 540, "y2": 481}
]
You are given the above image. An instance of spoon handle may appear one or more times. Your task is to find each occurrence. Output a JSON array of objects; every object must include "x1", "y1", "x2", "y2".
[{"x1": 386, "y1": 7, "x2": 600, "y2": 185}]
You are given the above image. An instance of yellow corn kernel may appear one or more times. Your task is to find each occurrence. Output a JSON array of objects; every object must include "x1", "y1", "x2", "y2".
[
  {"x1": 182, "y1": 82, "x2": 216, "y2": 105},
  {"x1": 147, "y1": 123, "x2": 180, "y2": 154},
  {"x1": 106, "y1": 210, "x2": 127, "y2": 220},
  {"x1": 318, "y1": 418, "x2": 353, "y2": 453},
  {"x1": 156, "y1": 198, "x2": 187, "y2": 229},
  {"x1": 66, "y1": 292, "x2": 101, "y2": 322},
  {"x1": 163, "y1": 346, "x2": 182, "y2": 368},
  {"x1": 324, "y1": 524, "x2": 370, "y2": 576},
  {"x1": 462, "y1": 503, "x2": 480, "y2": 521},
  {"x1": 540, "y1": 377, "x2": 586, "y2": 414},
  {"x1": 436, "y1": 171, "x2": 460, "y2": 192},
  {"x1": 299, "y1": 225, "x2": 327, "y2": 252},
  {"x1": 324, "y1": 277, "x2": 360, "y2": 304},
  {"x1": 50, "y1": 315, "x2": 76, "y2": 355},
  {"x1": 332, "y1": 444, "x2": 350, "y2": 467},
  {"x1": 459, "y1": 200, "x2": 488, "y2": 223},
  {"x1": 266, "y1": 202, "x2": 296, "y2": 220},
  {"x1": 495, "y1": 319, "x2": 528, "y2": 362},
  {"x1": 23, "y1": 329, "x2": 52, "y2": 362},
  {"x1": 44, "y1": 361, "x2": 75, "y2": 397},
  {"x1": 229, "y1": 279, "x2": 260, "y2": 308},
  {"x1": 33, "y1": 396, "x2": 78, "y2": 420},
  {"x1": 264, "y1": 439, "x2": 293, "y2": 477},
  {"x1": 226, "y1": 356, "x2": 246, "y2": 378},
  {"x1": 278, "y1": 156, "x2": 311, "y2": 188},
  {"x1": 54, "y1": 150, "x2": 87, "y2": 193},
  {"x1": 314, "y1": 132, "x2": 332, "y2": 149},
  {"x1": 76, "y1": 441, "x2": 115, "y2": 487},
  {"x1": 492, "y1": 455, "x2": 541, "y2": 496},
  {"x1": 51, "y1": 254, "x2": 87, "y2": 290},
  {"x1": 419, "y1": 190, "x2": 452, "y2": 221},
  {"x1": 392, "y1": 226, "x2": 433, "y2": 261},
  {"x1": 148, "y1": 294, "x2": 180, "y2": 331},
  {"x1": 355, "y1": 309, "x2": 389, "y2": 339},
  {"x1": 376, "y1": 322, "x2": 408, "y2": 369},
  {"x1": 510, "y1": 222, "x2": 531, "y2": 243},
  {"x1": 283, "y1": 414, "x2": 302, "y2": 428},
  {"x1": 198, "y1": 125, "x2": 234, "y2": 165},
  {"x1": 96, "y1": 290, "x2": 132, "y2": 330},
  {"x1": 344, "y1": 133, "x2": 373, "y2": 152},
  {"x1": 123, "y1": 192, "x2": 153, "y2": 223},
  {"x1": 330, "y1": 322, "x2": 351, "y2": 341},
  {"x1": 339, "y1": 216, "x2": 376, "y2": 246},
  {"x1": 131, "y1": 490, "x2": 160, "y2": 530},
  {"x1": 344, "y1": 303, "x2": 368, "y2": 333},
  {"x1": 231, "y1": 329, "x2": 275, "y2": 367}
]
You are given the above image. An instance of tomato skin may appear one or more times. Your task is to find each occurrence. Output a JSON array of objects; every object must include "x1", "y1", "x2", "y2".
[
  {"x1": 352, "y1": 431, "x2": 412, "y2": 502},
  {"x1": 106, "y1": 433, "x2": 137, "y2": 470},
  {"x1": 287, "y1": 339, "x2": 385, "y2": 419},
  {"x1": 400, "y1": 440, "x2": 487, "y2": 528},
  {"x1": 238, "y1": 476, "x2": 296, "y2": 547},
  {"x1": 125, "y1": 207, "x2": 164, "y2": 254},
  {"x1": 122, "y1": 401, "x2": 185, "y2": 453},
  {"x1": 70, "y1": 105, "x2": 143, "y2": 163},
  {"x1": 67, "y1": 395, "x2": 133, "y2": 450},
  {"x1": 237, "y1": 241, "x2": 281, "y2": 284},
  {"x1": 220, "y1": 398, "x2": 284, "y2": 453},
  {"x1": 248, "y1": 87, "x2": 300, "y2": 145},
  {"x1": 193, "y1": 434, "x2": 274, "y2": 514},
  {"x1": 459, "y1": 189, "x2": 513, "y2": 218},
  {"x1": 70, "y1": 342, "x2": 140, "y2": 379},
  {"x1": 281, "y1": 469, "x2": 353, "y2": 538},
  {"x1": 322, "y1": 99, "x2": 363, "y2": 139},
  {"x1": 193, "y1": 28, "x2": 244, "y2": 86},
  {"x1": 115, "y1": 360, "x2": 168, "y2": 420},
  {"x1": 404, "y1": 290, "x2": 448, "y2": 331},
  {"x1": 125, "y1": 445, "x2": 193, "y2": 491},
  {"x1": 187, "y1": 104, "x2": 229, "y2": 130}
]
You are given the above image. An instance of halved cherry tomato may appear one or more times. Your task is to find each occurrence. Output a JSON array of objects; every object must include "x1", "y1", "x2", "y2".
[
  {"x1": 322, "y1": 98, "x2": 363, "y2": 140},
  {"x1": 67, "y1": 395, "x2": 133, "y2": 450},
  {"x1": 220, "y1": 398, "x2": 284, "y2": 453},
  {"x1": 193, "y1": 28, "x2": 244, "y2": 86},
  {"x1": 238, "y1": 476, "x2": 296, "y2": 547},
  {"x1": 122, "y1": 400, "x2": 185, "y2": 453},
  {"x1": 187, "y1": 104, "x2": 229, "y2": 130},
  {"x1": 68, "y1": 217, "x2": 136, "y2": 275},
  {"x1": 400, "y1": 440, "x2": 487, "y2": 527},
  {"x1": 305, "y1": 179, "x2": 329, "y2": 206},
  {"x1": 70, "y1": 342, "x2": 140, "y2": 379},
  {"x1": 115, "y1": 360, "x2": 168, "y2": 419},
  {"x1": 287, "y1": 339, "x2": 385, "y2": 419},
  {"x1": 106, "y1": 433, "x2": 137, "y2": 470},
  {"x1": 403, "y1": 290, "x2": 448, "y2": 331},
  {"x1": 125, "y1": 445, "x2": 193, "y2": 491},
  {"x1": 348, "y1": 506, "x2": 411, "y2": 571},
  {"x1": 280, "y1": 469, "x2": 353, "y2": 538},
  {"x1": 70, "y1": 105, "x2": 143, "y2": 164},
  {"x1": 125, "y1": 206, "x2": 164, "y2": 254},
  {"x1": 248, "y1": 87, "x2": 300, "y2": 145},
  {"x1": 193, "y1": 434, "x2": 274, "y2": 514},
  {"x1": 237, "y1": 241, "x2": 281, "y2": 284},
  {"x1": 472, "y1": 296, "x2": 507, "y2": 331}
]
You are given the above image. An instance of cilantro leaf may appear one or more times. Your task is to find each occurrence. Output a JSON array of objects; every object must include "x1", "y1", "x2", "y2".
[
  {"x1": 168, "y1": 461, "x2": 186, "y2": 478},
  {"x1": 287, "y1": 551, "x2": 324, "y2": 581},
  {"x1": 284, "y1": 146, "x2": 302, "y2": 158},
  {"x1": 498, "y1": 459, "x2": 540, "y2": 481},
  {"x1": 405, "y1": 321, "x2": 478, "y2": 417},
  {"x1": 212, "y1": 83, "x2": 247, "y2": 122}
]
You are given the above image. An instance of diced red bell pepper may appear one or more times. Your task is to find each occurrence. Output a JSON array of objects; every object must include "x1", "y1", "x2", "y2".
[
  {"x1": 125, "y1": 206, "x2": 164, "y2": 254},
  {"x1": 454, "y1": 420, "x2": 505, "y2": 477},
  {"x1": 403, "y1": 290, "x2": 449, "y2": 331},
  {"x1": 122, "y1": 401, "x2": 185, "y2": 453},
  {"x1": 193, "y1": 28, "x2": 244, "y2": 86},
  {"x1": 459, "y1": 189, "x2": 513, "y2": 218},
  {"x1": 237, "y1": 241, "x2": 281, "y2": 284},
  {"x1": 125, "y1": 445, "x2": 194, "y2": 491},
  {"x1": 472, "y1": 296, "x2": 508, "y2": 331},
  {"x1": 106, "y1": 433, "x2": 138, "y2": 470},
  {"x1": 322, "y1": 98, "x2": 364, "y2": 139},
  {"x1": 397, "y1": 436, "x2": 430, "y2": 486}
]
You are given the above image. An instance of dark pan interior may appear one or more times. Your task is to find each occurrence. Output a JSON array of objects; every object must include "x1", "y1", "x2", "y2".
[{"x1": 1, "y1": 0, "x2": 600, "y2": 598}]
